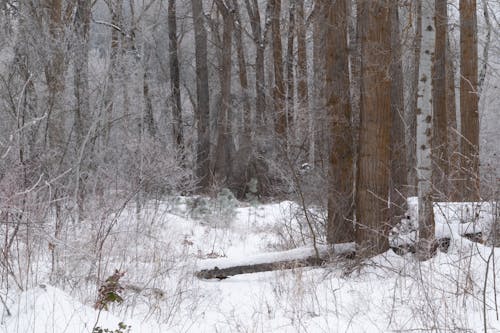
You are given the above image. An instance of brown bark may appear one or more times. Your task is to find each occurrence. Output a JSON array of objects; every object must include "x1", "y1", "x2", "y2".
[
  {"x1": 168, "y1": 0, "x2": 184, "y2": 151},
  {"x1": 390, "y1": 1, "x2": 407, "y2": 226},
  {"x1": 355, "y1": 1, "x2": 392, "y2": 257},
  {"x1": 432, "y1": 0, "x2": 449, "y2": 200},
  {"x1": 326, "y1": 0, "x2": 354, "y2": 244},
  {"x1": 459, "y1": 0, "x2": 480, "y2": 200}
]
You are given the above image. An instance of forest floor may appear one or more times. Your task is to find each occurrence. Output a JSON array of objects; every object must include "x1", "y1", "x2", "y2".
[{"x1": 1, "y1": 196, "x2": 499, "y2": 332}]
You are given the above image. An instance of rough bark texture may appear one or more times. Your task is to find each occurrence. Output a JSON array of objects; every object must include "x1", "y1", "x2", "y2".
[
  {"x1": 432, "y1": 0, "x2": 449, "y2": 200},
  {"x1": 355, "y1": 1, "x2": 392, "y2": 257},
  {"x1": 459, "y1": 0, "x2": 480, "y2": 201},
  {"x1": 326, "y1": 0, "x2": 354, "y2": 244},
  {"x1": 390, "y1": 1, "x2": 407, "y2": 227},
  {"x1": 168, "y1": 0, "x2": 184, "y2": 151},
  {"x1": 417, "y1": 0, "x2": 436, "y2": 260},
  {"x1": 191, "y1": 0, "x2": 211, "y2": 189}
]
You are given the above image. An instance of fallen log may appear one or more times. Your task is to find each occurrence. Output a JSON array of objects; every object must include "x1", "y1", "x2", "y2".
[
  {"x1": 196, "y1": 256, "x2": 328, "y2": 280},
  {"x1": 195, "y1": 232, "x2": 484, "y2": 280}
]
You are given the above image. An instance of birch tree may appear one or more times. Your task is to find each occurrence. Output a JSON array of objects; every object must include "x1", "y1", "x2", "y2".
[{"x1": 417, "y1": 0, "x2": 436, "y2": 259}]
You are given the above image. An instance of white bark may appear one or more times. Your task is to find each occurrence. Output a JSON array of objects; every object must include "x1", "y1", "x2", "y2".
[{"x1": 417, "y1": 0, "x2": 436, "y2": 256}]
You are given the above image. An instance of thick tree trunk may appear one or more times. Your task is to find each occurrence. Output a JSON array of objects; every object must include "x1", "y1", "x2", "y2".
[
  {"x1": 417, "y1": 0, "x2": 436, "y2": 260},
  {"x1": 168, "y1": 0, "x2": 184, "y2": 152},
  {"x1": 459, "y1": 0, "x2": 480, "y2": 201},
  {"x1": 326, "y1": 0, "x2": 354, "y2": 244},
  {"x1": 355, "y1": 1, "x2": 392, "y2": 257},
  {"x1": 390, "y1": 1, "x2": 407, "y2": 227},
  {"x1": 191, "y1": 0, "x2": 211, "y2": 189}
]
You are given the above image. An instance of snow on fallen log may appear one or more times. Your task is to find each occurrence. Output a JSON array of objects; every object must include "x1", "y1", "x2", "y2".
[{"x1": 196, "y1": 243, "x2": 356, "y2": 279}]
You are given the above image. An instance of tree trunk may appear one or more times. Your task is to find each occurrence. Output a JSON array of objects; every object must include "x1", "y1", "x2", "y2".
[
  {"x1": 406, "y1": 0, "x2": 422, "y2": 196},
  {"x1": 73, "y1": 0, "x2": 91, "y2": 219},
  {"x1": 271, "y1": 0, "x2": 286, "y2": 139},
  {"x1": 390, "y1": 1, "x2": 407, "y2": 227},
  {"x1": 244, "y1": 0, "x2": 268, "y2": 128},
  {"x1": 417, "y1": 0, "x2": 436, "y2": 260},
  {"x1": 191, "y1": 0, "x2": 211, "y2": 189},
  {"x1": 459, "y1": 0, "x2": 480, "y2": 201},
  {"x1": 432, "y1": 0, "x2": 449, "y2": 200},
  {"x1": 311, "y1": 0, "x2": 326, "y2": 166},
  {"x1": 295, "y1": 0, "x2": 309, "y2": 152},
  {"x1": 213, "y1": 0, "x2": 234, "y2": 184},
  {"x1": 232, "y1": 0, "x2": 252, "y2": 145},
  {"x1": 285, "y1": 0, "x2": 295, "y2": 138},
  {"x1": 168, "y1": 0, "x2": 184, "y2": 153},
  {"x1": 355, "y1": 1, "x2": 392, "y2": 257},
  {"x1": 326, "y1": 0, "x2": 354, "y2": 244},
  {"x1": 447, "y1": 39, "x2": 460, "y2": 201}
]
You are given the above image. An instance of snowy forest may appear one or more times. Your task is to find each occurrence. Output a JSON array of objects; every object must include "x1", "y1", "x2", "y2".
[{"x1": 0, "y1": 0, "x2": 499, "y2": 332}]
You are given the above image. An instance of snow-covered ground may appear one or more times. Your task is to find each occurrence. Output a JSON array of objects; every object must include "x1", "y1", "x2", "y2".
[{"x1": 1, "y1": 197, "x2": 499, "y2": 332}]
